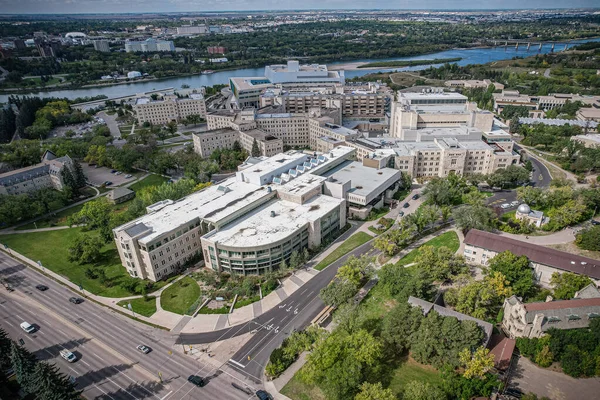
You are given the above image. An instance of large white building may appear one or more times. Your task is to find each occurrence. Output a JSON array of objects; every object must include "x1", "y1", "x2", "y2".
[
  {"x1": 134, "y1": 93, "x2": 206, "y2": 125},
  {"x1": 0, "y1": 151, "x2": 73, "y2": 196},
  {"x1": 493, "y1": 90, "x2": 600, "y2": 116},
  {"x1": 125, "y1": 38, "x2": 175, "y2": 53}
]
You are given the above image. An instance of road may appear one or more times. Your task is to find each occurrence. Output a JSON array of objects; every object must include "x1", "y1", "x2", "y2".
[
  {"x1": 0, "y1": 252, "x2": 261, "y2": 400},
  {"x1": 514, "y1": 144, "x2": 552, "y2": 188},
  {"x1": 178, "y1": 233, "x2": 378, "y2": 383}
]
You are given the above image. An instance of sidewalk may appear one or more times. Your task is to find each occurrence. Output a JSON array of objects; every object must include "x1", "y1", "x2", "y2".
[{"x1": 497, "y1": 228, "x2": 576, "y2": 245}]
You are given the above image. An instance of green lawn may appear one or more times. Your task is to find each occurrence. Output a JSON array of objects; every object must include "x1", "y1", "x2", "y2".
[
  {"x1": 388, "y1": 356, "x2": 443, "y2": 394},
  {"x1": 160, "y1": 276, "x2": 201, "y2": 315},
  {"x1": 129, "y1": 174, "x2": 169, "y2": 192},
  {"x1": 393, "y1": 189, "x2": 411, "y2": 201},
  {"x1": 396, "y1": 231, "x2": 460, "y2": 267},
  {"x1": 117, "y1": 296, "x2": 157, "y2": 317},
  {"x1": 280, "y1": 372, "x2": 325, "y2": 400},
  {"x1": 501, "y1": 210, "x2": 517, "y2": 222},
  {"x1": 0, "y1": 228, "x2": 139, "y2": 297},
  {"x1": 16, "y1": 203, "x2": 86, "y2": 230},
  {"x1": 366, "y1": 207, "x2": 390, "y2": 221},
  {"x1": 314, "y1": 232, "x2": 373, "y2": 271}
]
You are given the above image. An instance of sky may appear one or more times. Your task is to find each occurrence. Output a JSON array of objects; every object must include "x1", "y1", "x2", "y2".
[{"x1": 0, "y1": 0, "x2": 598, "y2": 14}]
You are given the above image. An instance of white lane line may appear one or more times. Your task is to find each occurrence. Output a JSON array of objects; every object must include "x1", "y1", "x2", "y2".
[
  {"x1": 4, "y1": 321, "x2": 14, "y2": 328},
  {"x1": 80, "y1": 359, "x2": 91, "y2": 367},
  {"x1": 105, "y1": 376, "x2": 140, "y2": 400},
  {"x1": 92, "y1": 352, "x2": 106, "y2": 362},
  {"x1": 93, "y1": 383, "x2": 117, "y2": 400},
  {"x1": 228, "y1": 359, "x2": 246, "y2": 369},
  {"x1": 56, "y1": 329, "x2": 68, "y2": 337},
  {"x1": 160, "y1": 391, "x2": 173, "y2": 400},
  {"x1": 37, "y1": 330, "x2": 45, "y2": 336},
  {"x1": 111, "y1": 365, "x2": 161, "y2": 400},
  {"x1": 15, "y1": 314, "x2": 23, "y2": 320},
  {"x1": 0, "y1": 303, "x2": 6, "y2": 308}
]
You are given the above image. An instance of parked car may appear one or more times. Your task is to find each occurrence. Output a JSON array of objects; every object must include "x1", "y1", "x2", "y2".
[
  {"x1": 20, "y1": 322, "x2": 36, "y2": 333},
  {"x1": 591, "y1": 220, "x2": 600, "y2": 226},
  {"x1": 35, "y1": 284, "x2": 48, "y2": 291},
  {"x1": 403, "y1": 202, "x2": 410, "y2": 208},
  {"x1": 69, "y1": 297, "x2": 83, "y2": 304},
  {"x1": 398, "y1": 211, "x2": 404, "y2": 217},
  {"x1": 111, "y1": 170, "x2": 117, "y2": 174},
  {"x1": 125, "y1": 174, "x2": 132, "y2": 179},
  {"x1": 187, "y1": 375, "x2": 205, "y2": 387},
  {"x1": 136, "y1": 345, "x2": 151, "y2": 354},
  {"x1": 60, "y1": 349, "x2": 77, "y2": 363},
  {"x1": 104, "y1": 181, "x2": 113, "y2": 186},
  {"x1": 115, "y1": 171, "x2": 122, "y2": 175},
  {"x1": 256, "y1": 390, "x2": 272, "y2": 400},
  {"x1": 412, "y1": 194, "x2": 420, "y2": 200},
  {"x1": 510, "y1": 201, "x2": 520, "y2": 207},
  {"x1": 500, "y1": 203, "x2": 510, "y2": 209}
]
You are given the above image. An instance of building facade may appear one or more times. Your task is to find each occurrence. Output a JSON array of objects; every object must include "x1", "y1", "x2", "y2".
[
  {"x1": 0, "y1": 151, "x2": 73, "y2": 196},
  {"x1": 93, "y1": 40, "x2": 110, "y2": 52},
  {"x1": 134, "y1": 94, "x2": 206, "y2": 125},
  {"x1": 125, "y1": 38, "x2": 175, "y2": 53}
]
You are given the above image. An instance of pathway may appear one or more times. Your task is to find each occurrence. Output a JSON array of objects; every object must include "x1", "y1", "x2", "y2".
[
  {"x1": 0, "y1": 224, "x2": 85, "y2": 235},
  {"x1": 497, "y1": 228, "x2": 576, "y2": 245}
]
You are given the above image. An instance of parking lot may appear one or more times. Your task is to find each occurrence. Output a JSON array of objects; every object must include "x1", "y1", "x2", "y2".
[{"x1": 81, "y1": 163, "x2": 134, "y2": 187}]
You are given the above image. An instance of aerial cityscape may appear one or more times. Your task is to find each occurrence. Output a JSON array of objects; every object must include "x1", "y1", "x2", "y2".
[{"x1": 1, "y1": 3, "x2": 600, "y2": 400}]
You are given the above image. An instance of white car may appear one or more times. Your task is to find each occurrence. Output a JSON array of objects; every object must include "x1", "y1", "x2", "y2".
[
  {"x1": 60, "y1": 349, "x2": 77, "y2": 363},
  {"x1": 511, "y1": 201, "x2": 520, "y2": 207},
  {"x1": 500, "y1": 203, "x2": 511, "y2": 209},
  {"x1": 136, "y1": 344, "x2": 151, "y2": 354},
  {"x1": 20, "y1": 322, "x2": 36, "y2": 333}
]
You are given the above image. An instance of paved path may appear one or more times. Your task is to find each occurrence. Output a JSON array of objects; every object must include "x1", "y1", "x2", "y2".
[
  {"x1": 0, "y1": 224, "x2": 85, "y2": 235},
  {"x1": 497, "y1": 228, "x2": 576, "y2": 245},
  {"x1": 97, "y1": 111, "x2": 121, "y2": 139}
]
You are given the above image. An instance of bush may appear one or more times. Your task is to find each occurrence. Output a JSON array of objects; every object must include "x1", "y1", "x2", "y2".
[{"x1": 265, "y1": 328, "x2": 323, "y2": 378}]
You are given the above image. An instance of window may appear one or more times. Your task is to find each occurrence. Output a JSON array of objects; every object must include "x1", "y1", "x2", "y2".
[{"x1": 547, "y1": 316, "x2": 561, "y2": 323}]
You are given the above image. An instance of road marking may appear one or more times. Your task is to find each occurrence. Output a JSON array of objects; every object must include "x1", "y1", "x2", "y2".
[
  {"x1": 37, "y1": 330, "x2": 45, "y2": 336},
  {"x1": 0, "y1": 303, "x2": 6, "y2": 308},
  {"x1": 80, "y1": 359, "x2": 91, "y2": 367},
  {"x1": 57, "y1": 329, "x2": 68, "y2": 337},
  {"x1": 93, "y1": 383, "x2": 116, "y2": 400},
  {"x1": 228, "y1": 359, "x2": 246, "y2": 369},
  {"x1": 15, "y1": 313, "x2": 23, "y2": 320},
  {"x1": 160, "y1": 391, "x2": 173, "y2": 400},
  {"x1": 92, "y1": 352, "x2": 105, "y2": 362},
  {"x1": 4, "y1": 321, "x2": 14, "y2": 328},
  {"x1": 105, "y1": 376, "x2": 140, "y2": 400}
]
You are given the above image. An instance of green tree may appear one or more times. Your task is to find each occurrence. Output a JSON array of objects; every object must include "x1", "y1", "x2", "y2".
[
  {"x1": 403, "y1": 380, "x2": 447, "y2": 400},
  {"x1": 449, "y1": 272, "x2": 512, "y2": 319},
  {"x1": 415, "y1": 245, "x2": 468, "y2": 283},
  {"x1": 575, "y1": 226, "x2": 600, "y2": 251},
  {"x1": 354, "y1": 382, "x2": 396, "y2": 400},
  {"x1": 452, "y1": 204, "x2": 496, "y2": 232},
  {"x1": 516, "y1": 186, "x2": 544, "y2": 207},
  {"x1": 550, "y1": 272, "x2": 593, "y2": 300},
  {"x1": 0, "y1": 328, "x2": 11, "y2": 383},
  {"x1": 251, "y1": 138, "x2": 260, "y2": 157},
  {"x1": 336, "y1": 255, "x2": 374, "y2": 286},
  {"x1": 67, "y1": 233, "x2": 104, "y2": 264},
  {"x1": 319, "y1": 280, "x2": 358, "y2": 307},
  {"x1": 10, "y1": 341, "x2": 37, "y2": 394},
  {"x1": 31, "y1": 361, "x2": 80, "y2": 400},
  {"x1": 487, "y1": 251, "x2": 534, "y2": 297},
  {"x1": 459, "y1": 346, "x2": 495, "y2": 379},
  {"x1": 381, "y1": 302, "x2": 424, "y2": 354},
  {"x1": 68, "y1": 197, "x2": 112, "y2": 241}
]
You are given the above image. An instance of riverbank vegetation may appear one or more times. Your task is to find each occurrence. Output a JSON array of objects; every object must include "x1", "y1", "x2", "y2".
[{"x1": 357, "y1": 57, "x2": 462, "y2": 69}]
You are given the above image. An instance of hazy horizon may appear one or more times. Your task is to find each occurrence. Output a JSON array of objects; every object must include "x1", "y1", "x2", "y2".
[{"x1": 0, "y1": 0, "x2": 598, "y2": 15}]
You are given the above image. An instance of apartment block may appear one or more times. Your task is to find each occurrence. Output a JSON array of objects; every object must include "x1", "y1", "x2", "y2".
[
  {"x1": 125, "y1": 38, "x2": 175, "y2": 53},
  {"x1": 93, "y1": 40, "x2": 110, "y2": 52},
  {"x1": 134, "y1": 94, "x2": 206, "y2": 125},
  {"x1": 493, "y1": 90, "x2": 600, "y2": 115},
  {"x1": 192, "y1": 128, "x2": 283, "y2": 158}
]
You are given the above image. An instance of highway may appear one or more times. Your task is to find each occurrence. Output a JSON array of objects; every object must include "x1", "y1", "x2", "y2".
[{"x1": 0, "y1": 252, "x2": 261, "y2": 400}]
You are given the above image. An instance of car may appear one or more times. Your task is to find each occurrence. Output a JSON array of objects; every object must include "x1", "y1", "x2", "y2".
[
  {"x1": 69, "y1": 297, "x2": 83, "y2": 304},
  {"x1": 111, "y1": 169, "x2": 117, "y2": 174},
  {"x1": 510, "y1": 201, "x2": 520, "y2": 207},
  {"x1": 104, "y1": 181, "x2": 113, "y2": 186},
  {"x1": 591, "y1": 220, "x2": 600, "y2": 226},
  {"x1": 20, "y1": 322, "x2": 36, "y2": 333},
  {"x1": 500, "y1": 203, "x2": 511, "y2": 209},
  {"x1": 256, "y1": 390, "x2": 272, "y2": 400},
  {"x1": 403, "y1": 202, "x2": 410, "y2": 208},
  {"x1": 115, "y1": 171, "x2": 122, "y2": 175},
  {"x1": 398, "y1": 211, "x2": 404, "y2": 217},
  {"x1": 94, "y1": 165, "x2": 99, "y2": 169},
  {"x1": 136, "y1": 345, "x2": 151, "y2": 354},
  {"x1": 412, "y1": 194, "x2": 420, "y2": 200},
  {"x1": 35, "y1": 284, "x2": 48, "y2": 291},
  {"x1": 187, "y1": 375, "x2": 205, "y2": 387},
  {"x1": 125, "y1": 174, "x2": 132, "y2": 179},
  {"x1": 60, "y1": 349, "x2": 77, "y2": 363}
]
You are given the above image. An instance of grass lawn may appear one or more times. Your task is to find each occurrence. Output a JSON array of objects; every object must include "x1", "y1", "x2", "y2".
[
  {"x1": 393, "y1": 189, "x2": 411, "y2": 201},
  {"x1": 16, "y1": 203, "x2": 86, "y2": 230},
  {"x1": 129, "y1": 174, "x2": 169, "y2": 192},
  {"x1": 388, "y1": 356, "x2": 443, "y2": 394},
  {"x1": 500, "y1": 210, "x2": 517, "y2": 222},
  {"x1": 366, "y1": 207, "x2": 390, "y2": 221},
  {"x1": 160, "y1": 276, "x2": 201, "y2": 315},
  {"x1": 314, "y1": 232, "x2": 373, "y2": 271},
  {"x1": 0, "y1": 228, "x2": 140, "y2": 297},
  {"x1": 117, "y1": 296, "x2": 157, "y2": 317},
  {"x1": 280, "y1": 372, "x2": 325, "y2": 400},
  {"x1": 395, "y1": 231, "x2": 460, "y2": 267}
]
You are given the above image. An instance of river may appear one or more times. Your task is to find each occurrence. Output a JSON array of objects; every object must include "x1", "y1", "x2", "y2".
[{"x1": 2, "y1": 38, "x2": 599, "y2": 104}]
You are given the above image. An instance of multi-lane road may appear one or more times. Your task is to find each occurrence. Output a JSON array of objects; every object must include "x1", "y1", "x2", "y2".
[{"x1": 0, "y1": 252, "x2": 262, "y2": 400}]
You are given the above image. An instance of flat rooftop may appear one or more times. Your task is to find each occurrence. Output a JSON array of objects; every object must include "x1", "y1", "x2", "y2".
[
  {"x1": 116, "y1": 177, "x2": 271, "y2": 245},
  {"x1": 205, "y1": 195, "x2": 342, "y2": 248},
  {"x1": 401, "y1": 91, "x2": 467, "y2": 101},
  {"x1": 319, "y1": 160, "x2": 400, "y2": 199},
  {"x1": 230, "y1": 76, "x2": 272, "y2": 91}
]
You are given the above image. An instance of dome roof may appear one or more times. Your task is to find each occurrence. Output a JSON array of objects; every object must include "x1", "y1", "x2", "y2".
[{"x1": 517, "y1": 204, "x2": 531, "y2": 214}]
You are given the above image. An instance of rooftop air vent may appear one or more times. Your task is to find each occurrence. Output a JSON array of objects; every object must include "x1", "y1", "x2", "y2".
[{"x1": 270, "y1": 211, "x2": 276, "y2": 218}]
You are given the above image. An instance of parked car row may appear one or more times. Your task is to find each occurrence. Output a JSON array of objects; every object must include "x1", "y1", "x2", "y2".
[{"x1": 500, "y1": 200, "x2": 521, "y2": 209}]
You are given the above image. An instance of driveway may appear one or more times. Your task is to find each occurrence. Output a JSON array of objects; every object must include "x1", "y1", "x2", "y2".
[
  {"x1": 97, "y1": 111, "x2": 121, "y2": 139},
  {"x1": 81, "y1": 163, "x2": 134, "y2": 187},
  {"x1": 510, "y1": 356, "x2": 600, "y2": 400}
]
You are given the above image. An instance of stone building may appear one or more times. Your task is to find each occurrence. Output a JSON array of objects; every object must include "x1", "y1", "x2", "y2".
[{"x1": 0, "y1": 151, "x2": 73, "y2": 196}]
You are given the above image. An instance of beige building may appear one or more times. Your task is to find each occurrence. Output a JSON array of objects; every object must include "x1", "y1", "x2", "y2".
[
  {"x1": 192, "y1": 127, "x2": 283, "y2": 158},
  {"x1": 493, "y1": 90, "x2": 600, "y2": 115},
  {"x1": 576, "y1": 107, "x2": 600, "y2": 122},
  {"x1": 0, "y1": 151, "x2": 73, "y2": 196},
  {"x1": 464, "y1": 229, "x2": 600, "y2": 287},
  {"x1": 134, "y1": 93, "x2": 206, "y2": 125},
  {"x1": 502, "y1": 285, "x2": 600, "y2": 339},
  {"x1": 444, "y1": 79, "x2": 504, "y2": 90},
  {"x1": 571, "y1": 134, "x2": 600, "y2": 148},
  {"x1": 389, "y1": 90, "x2": 495, "y2": 139}
]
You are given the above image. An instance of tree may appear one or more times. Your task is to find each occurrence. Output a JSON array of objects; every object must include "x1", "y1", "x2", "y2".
[
  {"x1": 10, "y1": 341, "x2": 37, "y2": 394},
  {"x1": 452, "y1": 204, "x2": 496, "y2": 232},
  {"x1": 546, "y1": 200, "x2": 587, "y2": 231},
  {"x1": 232, "y1": 140, "x2": 242, "y2": 152},
  {"x1": 354, "y1": 382, "x2": 396, "y2": 400},
  {"x1": 487, "y1": 251, "x2": 534, "y2": 297},
  {"x1": 319, "y1": 280, "x2": 358, "y2": 307},
  {"x1": 509, "y1": 117, "x2": 521, "y2": 134},
  {"x1": 251, "y1": 138, "x2": 260, "y2": 157},
  {"x1": 68, "y1": 233, "x2": 104, "y2": 264},
  {"x1": 516, "y1": 186, "x2": 544, "y2": 207},
  {"x1": 422, "y1": 176, "x2": 466, "y2": 206},
  {"x1": 575, "y1": 226, "x2": 600, "y2": 251},
  {"x1": 0, "y1": 328, "x2": 11, "y2": 382},
  {"x1": 403, "y1": 381, "x2": 447, "y2": 400},
  {"x1": 550, "y1": 272, "x2": 593, "y2": 300},
  {"x1": 32, "y1": 361, "x2": 80, "y2": 400},
  {"x1": 0, "y1": 107, "x2": 16, "y2": 143},
  {"x1": 301, "y1": 329, "x2": 383, "y2": 400},
  {"x1": 381, "y1": 302, "x2": 424, "y2": 354},
  {"x1": 459, "y1": 346, "x2": 495, "y2": 379},
  {"x1": 450, "y1": 272, "x2": 512, "y2": 319},
  {"x1": 68, "y1": 197, "x2": 113, "y2": 241},
  {"x1": 336, "y1": 255, "x2": 374, "y2": 286},
  {"x1": 415, "y1": 245, "x2": 468, "y2": 283}
]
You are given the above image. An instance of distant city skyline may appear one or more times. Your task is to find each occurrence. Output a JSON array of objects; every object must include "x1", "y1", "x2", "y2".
[{"x1": 0, "y1": 0, "x2": 598, "y2": 14}]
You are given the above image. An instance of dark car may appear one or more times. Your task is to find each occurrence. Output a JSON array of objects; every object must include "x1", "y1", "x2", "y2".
[
  {"x1": 412, "y1": 194, "x2": 420, "y2": 200},
  {"x1": 69, "y1": 297, "x2": 83, "y2": 304},
  {"x1": 592, "y1": 220, "x2": 600, "y2": 226},
  {"x1": 111, "y1": 169, "x2": 117, "y2": 174},
  {"x1": 187, "y1": 375, "x2": 205, "y2": 387},
  {"x1": 398, "y1": 211, "x2": 404, "y2": 217},
  {"x1": 403, "y1": 202, "x2": 410, "y2": 208},
  {"x1": 104, "y1": 181, "x2": 113, "y2": 186},
  {"x1": 35, "y1": 284, "x2": 48, "y2": 291},
  {"x1": 256, "y1": 390, "x2": 272, "y2": 400}
]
